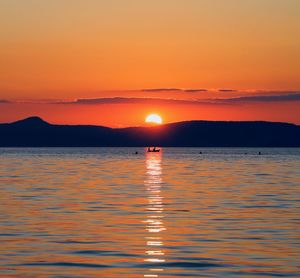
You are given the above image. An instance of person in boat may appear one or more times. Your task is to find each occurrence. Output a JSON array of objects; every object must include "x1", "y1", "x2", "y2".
[{"x1": 147, "y1": 147, "x2": 159, "y2": 152}]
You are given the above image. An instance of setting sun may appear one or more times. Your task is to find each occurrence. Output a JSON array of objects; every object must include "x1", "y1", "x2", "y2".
[{"x1": 145, "y1": 114, "x2": 163, "y2": 124}]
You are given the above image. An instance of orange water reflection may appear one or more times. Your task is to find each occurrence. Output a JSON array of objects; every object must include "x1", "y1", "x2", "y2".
[
  {"x1": 0, "y1": 148, "x2": 299, "y2": 277},
  {"x1": 144, "y1": 150, "x2": 166, "y2": 277}
]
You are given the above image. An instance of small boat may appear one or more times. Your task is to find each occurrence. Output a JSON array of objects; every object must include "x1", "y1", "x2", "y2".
[
  {"x1": 148, "y1": 149, "x2": 160, "y2": 152},
  {"x1": 147, "y1": 147, "x2": 160, "y2": 153}
]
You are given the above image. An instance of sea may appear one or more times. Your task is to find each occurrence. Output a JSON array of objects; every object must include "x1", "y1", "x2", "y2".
[{"x1": 0, "y1": 148, "x2": 299, "y2": 277}]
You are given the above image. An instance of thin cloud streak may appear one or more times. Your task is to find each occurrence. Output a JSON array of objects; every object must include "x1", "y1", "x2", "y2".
[
  {"x1": 184, "y1": 89, "x2": 208, "y2": 93},
  {"x1": 218, "y1": 89, "x2": 238, "y2": 92},
  {"x1": 141, "y1": 88, "x2": 300, "y2": 95},
  {"x1": 1, "y1": 93, "x2": 299, "y2": 106},
  {"x1": 142, "y1": 88, "x2": 182, "y2": 92},
  {"x1": 0, "y1": 99, "x2": 11, "y2": 104},
  {"x1": 223, "y1": 93, "x2": 300, "y2": 102},
  {"x1": 56, "y1": 97, "x2": 211, "y2": 106},
  {"x1": 142, "y1": 88, "x2": 208, "y2": 93},
  {"x1": 55, "y1": 93, "x2": 300, "y2": 105}
]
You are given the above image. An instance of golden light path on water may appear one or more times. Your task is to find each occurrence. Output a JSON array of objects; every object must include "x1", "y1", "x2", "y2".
[{"x1": 144, "y1": 151, "x2": 165, "y2": 277}]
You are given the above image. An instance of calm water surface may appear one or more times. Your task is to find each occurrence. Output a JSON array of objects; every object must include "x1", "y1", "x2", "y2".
[{"x1": 0, "y1": 148, "x2": 299, "y2": 277}]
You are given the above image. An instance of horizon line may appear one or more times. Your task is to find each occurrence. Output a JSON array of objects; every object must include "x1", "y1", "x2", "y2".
[{"x1": 2, "y1": 116, "x2": 299, "y2": 128}]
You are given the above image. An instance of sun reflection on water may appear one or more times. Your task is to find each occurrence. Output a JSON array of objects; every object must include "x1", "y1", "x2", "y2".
[{"x1": 144, "y1": 150, "x2": 166, "y2": 277}]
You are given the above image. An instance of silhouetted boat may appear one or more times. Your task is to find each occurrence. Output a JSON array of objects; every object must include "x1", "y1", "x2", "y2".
[
  {"x1": 148, "y1": 149, "x2": 160, "y2": 152},
  {"x1": 147, "y1": 147, "x2": 160, "y2": 153}
]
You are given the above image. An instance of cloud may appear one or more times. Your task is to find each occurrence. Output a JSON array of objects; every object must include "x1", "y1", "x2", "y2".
[
  {"x1": 223, "y1": 93, "x2": 300, "y2": 102},
  {"x1": 2, "y1": 92, "x2": 300, "y2": 107},
  {"x1": 184, "y1": 89, "x2": 208, "y2": 93},
  {"x1": 58, "y1": 97, "x2": 209, "y2": 106},
  {"x1": 142, "y1": 88, "x2": 208, "y2": 93},
  {"x1": 218, "y1": 89, "x2": 238, "y2": 92},
  {"x1": 142, "y1": 88, "x2": 182, "y2": 92},
  {"x1": 54, "y1": 93, "x2": 300, "y2": 106}
]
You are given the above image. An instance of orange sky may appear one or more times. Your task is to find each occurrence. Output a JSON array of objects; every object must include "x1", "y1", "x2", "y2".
[{"x1": 0, "y1": 0, "x2": 299, "y2": 126}]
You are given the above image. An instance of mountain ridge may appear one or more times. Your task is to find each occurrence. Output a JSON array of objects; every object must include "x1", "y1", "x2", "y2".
[
  {"x1": 4, "y1": 116, "x2": 299, "y2": 128},
  {"x1": 0, "y1": 117, "x2": 299, "y2": 147}
]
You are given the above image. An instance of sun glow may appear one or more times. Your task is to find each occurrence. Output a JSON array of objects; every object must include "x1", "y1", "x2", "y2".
[{"x1": 145, "y1": 114, "x2": 163, "y2": 124}]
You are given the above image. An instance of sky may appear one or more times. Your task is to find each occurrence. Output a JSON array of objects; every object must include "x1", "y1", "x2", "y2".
[{"x1": 0, "y1": 0, "x2": 299, "y2": 126}]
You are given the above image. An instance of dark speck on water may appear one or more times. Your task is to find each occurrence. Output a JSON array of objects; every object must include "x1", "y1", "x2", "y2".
[{"x1": 0, "y1": 147, "x2": 299, "y2": 277}]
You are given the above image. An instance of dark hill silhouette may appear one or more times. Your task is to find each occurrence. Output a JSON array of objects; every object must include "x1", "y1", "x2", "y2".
[
  {"x1": 11, "y1": 116, "x2": 50, "y2": 126},
  {"x1": 0, "y1": 117, "x2": 299, "y2": 147}
]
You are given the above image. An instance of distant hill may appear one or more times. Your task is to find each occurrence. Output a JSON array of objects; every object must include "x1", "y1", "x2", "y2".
[{"x1": 0, "y1": 116, "x2": 299, "y2": 147}]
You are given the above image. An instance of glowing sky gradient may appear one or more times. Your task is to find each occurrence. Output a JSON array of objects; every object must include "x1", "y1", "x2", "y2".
[{"x1": 0, "y1": 0, "x2": 299, "y2": 126}]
